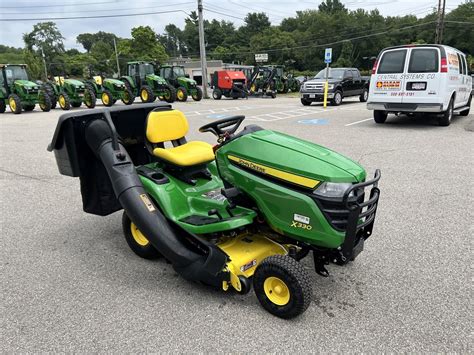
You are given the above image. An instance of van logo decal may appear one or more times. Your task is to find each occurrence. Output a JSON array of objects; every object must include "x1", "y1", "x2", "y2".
[{"x1": 376, "y1": 81, "x2": 401, "y2": 90}]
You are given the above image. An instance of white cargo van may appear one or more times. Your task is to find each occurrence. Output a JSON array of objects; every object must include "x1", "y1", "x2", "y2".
[{"x1": 367, "y1": 44, "x2": 472, "y2": 126}]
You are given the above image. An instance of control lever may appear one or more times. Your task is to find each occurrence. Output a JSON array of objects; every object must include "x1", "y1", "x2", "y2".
[{"x1": 208, "y1": 209, "x2": 223, "y2": 220}]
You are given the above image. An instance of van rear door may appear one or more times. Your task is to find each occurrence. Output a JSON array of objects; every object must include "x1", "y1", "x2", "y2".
[
  {"x1": 402, "y1": 47, "x2": 441, "y2": 106},
  {"x1": 370, "y1": 48, "x2": 408, "y2": 105}
]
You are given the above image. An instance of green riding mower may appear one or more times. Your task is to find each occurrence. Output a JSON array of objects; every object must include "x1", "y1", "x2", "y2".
[
  {"x1": 159, "y1": 65, "x2": 202, "y2": 102},
  {"x1": 248, "y1": 66, "x2": 277, "y2": 98},
  {"x1": 85, "y1": 75, "x2": 134, "y2": 107},
  {"x1": 121, "y1": 61, "x2": 176, "y2": 104},
  {"x1": 48, "y1": 103, "x2": 381, "y2": 319},
  {"x1": 43, "y1": 76, "x2": 96, "y2": 111},
  {"x1": 0, "y1": 64, "x2": 51, "y2": 114}
]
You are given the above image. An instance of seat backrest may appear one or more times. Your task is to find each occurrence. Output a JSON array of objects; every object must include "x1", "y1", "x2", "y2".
[{"x1": 146, "y1": 109, "x2": 189, "y2": 143}]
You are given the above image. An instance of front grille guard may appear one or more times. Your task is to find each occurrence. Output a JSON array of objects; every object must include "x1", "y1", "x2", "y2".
[{"x1": 340, "y1": 169, "x2": 381, "y2": 260}]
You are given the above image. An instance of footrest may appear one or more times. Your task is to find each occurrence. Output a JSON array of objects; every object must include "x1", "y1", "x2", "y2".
[{"x1": 180, "y1": 215, "x2": 219, "y2": 226}]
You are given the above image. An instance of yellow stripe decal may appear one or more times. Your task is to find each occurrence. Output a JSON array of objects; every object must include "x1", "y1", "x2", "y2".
[{"x1": 227, "y1": 155, "x2": 319, "y2": 189}]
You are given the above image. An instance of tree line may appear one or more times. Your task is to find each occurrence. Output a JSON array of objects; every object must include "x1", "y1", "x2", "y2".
[{"x1": 0, "y1": 0, "x2": 472, "y2": 80}]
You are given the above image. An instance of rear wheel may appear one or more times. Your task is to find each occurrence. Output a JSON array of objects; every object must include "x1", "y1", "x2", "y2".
[
  {"x1": 84, "y1": 88, "x2": 96, "y2": 108},
  {"x1": 176, "y1": 87, "x2": 188, "y2": 102},
  {"x1": 23, "y1": 104, "x2": 35, "y2": 111},
  {"x1": 374, "y1": 110, "x2": 387, "y2": 123},
  {"x1": 42, "y1": 82, "x2": 57, "y2": 109},
  {"x1": 301, "y1": 98, "x2": 311, "y2": 106},
  {"x1": 192, "y1": 86, "x2": 203, "y2": 101},
  {"x1": 438, "y1": 97, "x2": 454, "y2": 126},
  {"x1": 253, "y1": 255, "x2": 312, "y2": 319},
  {"x1": 121, "y1": 87, "x2": 135, "y2": 105},
  {"x1": 459, "y1": 95, "x2": 471, "y2": 116},
  {"x1": 331, "y1": 90, "x2": 343, "y2": 106},
  {"x1": 122, "y1": 212, "x2": 162, "y2": 260},
  {"x1": 58, "y1": 93, "x2": 71, "y2": 110},
  {"x1": 161, "y1": 85, "x2": 176, "y2": 103},
  {"x1": 140, "y1": 85, "x2": 155, "y2": 103},
  {"x1": 101, "y1": 89, "x2": 114, "y2": 107},
  {"x1": 212, "y1": 88, "x2": 222, "y2": 100},
  {"x1": 359, "y1": 88, "x2": 369, "y2": 102},
  {"x1": 8, "y1": 94, "x2": 22, "y2": 114},
  {"x1": 38, "y1": 90, "x2": 52, "y2": 112}
]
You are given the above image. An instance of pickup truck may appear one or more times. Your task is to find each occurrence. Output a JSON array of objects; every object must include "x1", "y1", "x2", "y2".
[{"x1": 300, "y1": 67, "x2": 369, "y2": 106}]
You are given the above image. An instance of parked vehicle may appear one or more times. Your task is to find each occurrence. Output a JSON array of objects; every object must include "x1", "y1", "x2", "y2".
[
  {"x1": 211, "y1": 70, "x2": 248, "y2": 100},
  {"x1": 85, "y1": 75, "x2": 134, "y2": 107},
  {"x1": 0, "y1": 64, "x2": 51, "y2": 114},
  {"x1": 367, "y1": 44, "x2": 472, "y2": 126},
  {"x1": 248, "y1": 66, "x2": 277, "y2": 98},
  {"x1": 121, "y1": 61, "x2": 176, "y2": 104},
  {"x1": 300, "y1": 68, "x2": 369, "y2": 106},
  {"x1": 44, "y1": 76, "x2": 96, "y2": 111},
  {"x1": 159, "y1": 65, "x2": 202, "y2": 102}
]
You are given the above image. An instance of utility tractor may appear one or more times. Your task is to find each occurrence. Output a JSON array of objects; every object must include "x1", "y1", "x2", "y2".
[
  {"x1": 159, "y1": 65, "x2": 202, "y2": 102},
  {"x1": 43, "y1": 76, "x2": 96, "y2": 111},
  {"x1": 268, "y1": 65, "x2": 287, "y2": 93},
  {"x1": 211, "y1": 70, "x2": 248, "y2": 100},
  {"x1": 0, "y1": 64, "x2": 51, "y2": 114},
  {"x1": 85, "y1": 75, "x2": 134, "y2": 107},
  {"x1": 121, "y1": 61, "x2": 176, "y2": 104}
]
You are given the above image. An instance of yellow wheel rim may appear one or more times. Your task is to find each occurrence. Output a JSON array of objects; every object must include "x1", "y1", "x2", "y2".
[
  {"x1": 59, "y1": 95, "x2": 66, "y2": 108},
  {"x1": 130, "y1": 222, "x2": 149, "y2": 247},
  {"x1": 102, "y1": 93, "x2": 110, "y2": 105},
  {"x1": 177, "y1": 89, "x2": 184, "y2": 100},
  {"x1": 141, "y1": 89, "x2": 148, "y2": 101},
  {"x1": 9, "y1": 98, "x2": 16, "y2": 111},
  {"x1": 250, "y1": 84, "x2": 256, "y2": 92},
  {"x1": 263, "y1": 276, "x2": 290, "y2": 306}
]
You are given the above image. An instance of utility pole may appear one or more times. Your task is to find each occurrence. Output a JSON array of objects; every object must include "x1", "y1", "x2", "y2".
[
  {"x1": 41, "y1": 47, "x2": 48, "y2": 80},
  {"x1": 435, "y1": 0, "x2": 446, "y2": 44},
  {"x1": 113, "y1": 37, "x2": 120, "y2": 77},
  {"x1": 197, "y1": 0, "x2": 208, "y2": 98}
]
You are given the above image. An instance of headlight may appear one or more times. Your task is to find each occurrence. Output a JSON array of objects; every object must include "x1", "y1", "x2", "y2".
[{"x1": 313, "y1": 182, "x2": 353, "y2": 198}]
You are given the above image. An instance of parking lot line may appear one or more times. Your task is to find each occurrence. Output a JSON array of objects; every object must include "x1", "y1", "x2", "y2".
[{"x1": 345, "y1": 118, "x2": 373, "y2": 126}]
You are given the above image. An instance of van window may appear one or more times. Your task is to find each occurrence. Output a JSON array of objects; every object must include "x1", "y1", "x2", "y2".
[
  {"x1": 408, "y1": 48, "x2": 439, "y2": 73},
  {"x1": 378, "y1": 50, "x2": 407, "y2": 74},
  {"x1": 458, "y1": 53, "x2": 466, "y2": 75}
]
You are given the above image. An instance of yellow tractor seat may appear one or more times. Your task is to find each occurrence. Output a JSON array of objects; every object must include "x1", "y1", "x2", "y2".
[{"x1": 146, "y1": 109, "x2": 215, "y2": 167}]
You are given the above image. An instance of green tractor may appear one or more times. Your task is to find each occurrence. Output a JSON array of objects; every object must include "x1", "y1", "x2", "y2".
[
  {"x1": 85, "y1": 75, "x2": 134, "y2": 107},
  {"x1": 43, "y1": 76, "x2": 96, "y2": 111},
  {"x1": 159, "y1": 65, "x2": 202, "y2": 102},
  {"x1": 120, "y1": 61, "x2": 176, "y2": 104},
  {"x1": 286, "y1": 73, "x2": 301, "y2": 93},
  {"x1": 248, "y1": 66, "x2": 277, "y2": 98},
  {"x1": 268, "y1": 65, "x2": 287, "y2": 93},
  {"x1": 0, "y1": 64, "x2": 51, "y2": 114}
]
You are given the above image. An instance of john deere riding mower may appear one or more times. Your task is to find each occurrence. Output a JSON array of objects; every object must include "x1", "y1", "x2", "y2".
[
  {"x1": 121, "y1": 61, "x2": 176, "y2": 104},
  {"x1": 85, "y1": 75, "x2": 134, "y2": 107},
  {"x1": 159, "y1": 65, "x2": 202, "y2": 102},
  {"x1": 43, "y1": 76, "x2": 96, "y2": 110},
  {"x1": 48, "y1": 103, "x2": 381, "y2": 319},
  {"x1": 248, "y1": 66, "x2": 277, "y2": 98},
  {"x1": 0, "y1": 64, "x2": 51, "y2": 114}
]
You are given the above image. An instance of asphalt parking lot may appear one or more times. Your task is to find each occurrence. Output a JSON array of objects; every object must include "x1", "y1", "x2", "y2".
[{"x1": 1, "y1": 95, "x2": 472, "y2": 352}]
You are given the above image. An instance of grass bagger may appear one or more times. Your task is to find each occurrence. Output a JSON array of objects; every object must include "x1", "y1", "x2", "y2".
[
  {"x1": 120, "y1": 61, "x2": 176, "y2": 104},
  {"x1": 0, "y1": 64, "x2": 51, "y2": 114},
  {"x1": 85, "y1": 75, "x2": 134, "y2": 107},
  {"x1": 211, "y1": 70, "x2": 248, "y2": 100},
  {"x1": 248, "y1": 66, "x2": 277, "y2": 98},
  {"x1": 48, "y1": 103, "x2": 381, "y2": 319},
  {"x1": 159, "y1": 65, "x2": 202, "y2": 102}
]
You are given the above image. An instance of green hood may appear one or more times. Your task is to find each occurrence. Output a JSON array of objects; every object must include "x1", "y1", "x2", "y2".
[
  {"x1": 104, "y1": 78, "x2": 124, "y2": 86},
  {"x1": 179, "y1": 77, "x2": 196, "y2": 85},
  {"x1": 64, "y1": 79, "x2": 84, "y2": 87},
  {"x1": 219, "y1": 130, "x2": 366, "y2": 183},
  {"x1": 14, "y1": 80, "x2": 39, "y2": 89},
  {"x1": 146, "y1": 74, "x2": 167, "y2": 84}
]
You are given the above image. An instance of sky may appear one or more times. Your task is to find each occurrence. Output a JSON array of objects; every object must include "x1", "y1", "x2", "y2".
[{"x1": 0, "y1": 0, "x2": 465, "y2": 50}]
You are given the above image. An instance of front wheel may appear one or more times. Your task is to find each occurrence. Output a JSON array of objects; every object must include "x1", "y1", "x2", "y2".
[
  {"x1": 84, "y1": 88, "x2": 96, "y2": 109},
  {"x1": 301, "y1": 98, "x2": 311, "y2": 106},
  {"x1": 101, "y1": 90, "x2": 114, "y2": 107},
  {"x1": 212, "y1": 88, "x2": 222, "y2": 100},
  {"x1": 58, "y1": 93, "x2": 71, "y2": 110},
  {"x1": 438, "y1": 97, "x2": 454, "y2": 126},
  {"x1": 176, "y1": 87, "x2": 188, "y2": 102},
  {"x1": 359, "y1": 88, "x2": 369, "y2": 102},
  {"x1": 253, "y1": 255, "x2": 312, "y2": 319},
  {"x1": 192, "y1": 86, "x2": 203, "y2": 101},
  {"x1": 331, "y1": 90, "x2": 343, "y2": 106},
  {"x1": 8, "y1": 94, "x2": 22, "y2": 114},
  {"x1": 122, "y1": 212, "x2": 162, "y2": 260},
  {"x1": 23, "y1": 104, "x2": 35, "y2": 112},
  {"x1": 140, "y1": 86, "x2": 155, "y2": 103},
  {"x1": 374, "y1": 110, "x2": 387, "y2": 123}
]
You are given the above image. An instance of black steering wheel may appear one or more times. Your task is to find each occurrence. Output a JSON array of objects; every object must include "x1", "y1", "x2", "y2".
[{"x1": 199, "y1": 115, "x2": 245, "y2": 138}]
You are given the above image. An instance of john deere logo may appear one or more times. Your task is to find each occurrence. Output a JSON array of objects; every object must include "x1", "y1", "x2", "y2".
[{"x1": 234, "y1": 158, "x2": 265, "y2": 174}]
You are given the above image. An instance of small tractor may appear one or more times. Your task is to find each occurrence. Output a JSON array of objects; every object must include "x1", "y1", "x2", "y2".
[
  {"x1": 268, "y1": 65, "x2": 287, "y2": 93},
  {"x1": 211, "y1": 70, "x2": 248, "y2": 100},
  {"x1": 85, "y1": 75, "x2": 134, "y2": 107},
  {"x1": 248, "y1": 66, "x2": 277, "y2": 98},
  {"x1": 0, "y1": 64, "x2": 51, "y2": 114},
  {"x1": 159, "y1": 65, "x2": 202, "y2": 102},
  {"x1": 43, "y1": 76, "x2": 96, "y2": 111},
  {"x1": 120, "y1": 61, "x2": 176, "y2": 104},
  {"x1": 286, "y1": 73, "x2": 301, "y2": 92}
]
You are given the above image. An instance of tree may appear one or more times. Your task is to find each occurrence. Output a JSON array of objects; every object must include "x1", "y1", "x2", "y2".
[
  {"x1": 318, "y1": 0, "x2": 347, "y2": 14},
  {"x1": 121, "y1": 26, "x2": 168, "y2": 64},
  {"x1": 335, "y1": 41, "x2": 354, "y2": 67},
  {"x1": 23, "y1": 22, "x2": 65, "y2": 62}
]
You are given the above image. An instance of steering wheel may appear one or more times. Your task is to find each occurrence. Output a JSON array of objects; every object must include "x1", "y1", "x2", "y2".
[{"x1": 199, "y1": 115, "x2": 245, "y2": 138}]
